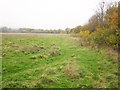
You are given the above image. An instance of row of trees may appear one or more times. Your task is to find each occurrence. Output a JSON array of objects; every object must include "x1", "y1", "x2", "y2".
[
  {"x1": 0, "y1": 27, "x2": 66, "y2": 34},
  {"x1": 69, "y1": 1, "x2": 119, "y2": 50}
]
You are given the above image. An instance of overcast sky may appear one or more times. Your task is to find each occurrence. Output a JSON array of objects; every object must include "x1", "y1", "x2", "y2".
[{"x1": 0, "y1": 0, "x2": 118, "y2": 29}]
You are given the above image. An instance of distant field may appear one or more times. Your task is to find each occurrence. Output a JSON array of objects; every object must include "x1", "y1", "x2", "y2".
[{"x1": 2, "y1": 34, "x2": 118, "y2": 88}]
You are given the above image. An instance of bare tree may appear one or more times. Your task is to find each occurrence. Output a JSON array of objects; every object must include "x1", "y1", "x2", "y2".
[{"x1": 95, "y1": 1, "x2": 105, "y2": 28}]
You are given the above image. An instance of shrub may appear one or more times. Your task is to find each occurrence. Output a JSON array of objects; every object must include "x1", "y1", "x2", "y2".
[{"x1": 91, "y1": 28, "x2": 118, "y2": 49}]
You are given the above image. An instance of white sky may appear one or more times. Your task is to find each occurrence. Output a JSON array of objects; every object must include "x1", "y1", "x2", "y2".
[{"x1": 0, "y1": 0, "x2": 118, "y2": 29}]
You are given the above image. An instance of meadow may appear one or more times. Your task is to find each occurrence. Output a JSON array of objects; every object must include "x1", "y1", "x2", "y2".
[{"x1": 2, "y1": 34, "x2": 118, "y2": 88}]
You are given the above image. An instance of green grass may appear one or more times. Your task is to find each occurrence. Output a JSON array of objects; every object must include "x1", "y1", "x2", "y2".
[{"x1": 2, "y1": 34, "x2": 118, "y2": 88}]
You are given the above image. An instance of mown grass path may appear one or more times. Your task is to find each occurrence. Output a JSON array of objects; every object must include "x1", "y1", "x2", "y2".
[{"x1": 2, "y1": 34, "x2": 118, "y2": 88}]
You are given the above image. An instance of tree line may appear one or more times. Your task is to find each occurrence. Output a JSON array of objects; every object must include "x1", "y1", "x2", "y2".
[
  {"x1": 0, "y1": 27, "x2": 66, "y2": 34},
  {"x1": 69, "y1": 1, "x2": 119, "y2": 51}
]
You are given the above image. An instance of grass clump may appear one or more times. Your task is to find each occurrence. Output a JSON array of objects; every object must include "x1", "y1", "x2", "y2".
[
  {"x1": 49, "y1": 46, "x2": 62, "y2": 56},
  {"x1": 30, "y1": 53, "x2": 49, "y2": 59},
  {"x1": 64, "y1": 61, "x2": 80, "y2": 79}
]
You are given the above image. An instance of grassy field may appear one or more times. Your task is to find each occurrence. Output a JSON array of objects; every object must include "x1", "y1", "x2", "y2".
[{"x1": 2, "y1": 34, "x2": 118, "y2": 88}]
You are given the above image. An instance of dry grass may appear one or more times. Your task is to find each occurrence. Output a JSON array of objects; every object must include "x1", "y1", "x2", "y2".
[
  {"x1": 105, "y1": 48, "x2": 118, "y2": 60},
  {"x1": 64, "y1": 61, "x2": 80, "y2": 78}
]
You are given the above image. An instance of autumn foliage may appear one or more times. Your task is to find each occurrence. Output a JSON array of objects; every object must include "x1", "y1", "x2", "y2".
[{"x1": 70, "y1": 1, "x2": 119, "y2": 50}]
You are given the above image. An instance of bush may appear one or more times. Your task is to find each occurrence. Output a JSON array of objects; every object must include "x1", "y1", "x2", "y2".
[{"x1": 91, "y1": 28, "x2": 118, "y2": 49}]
